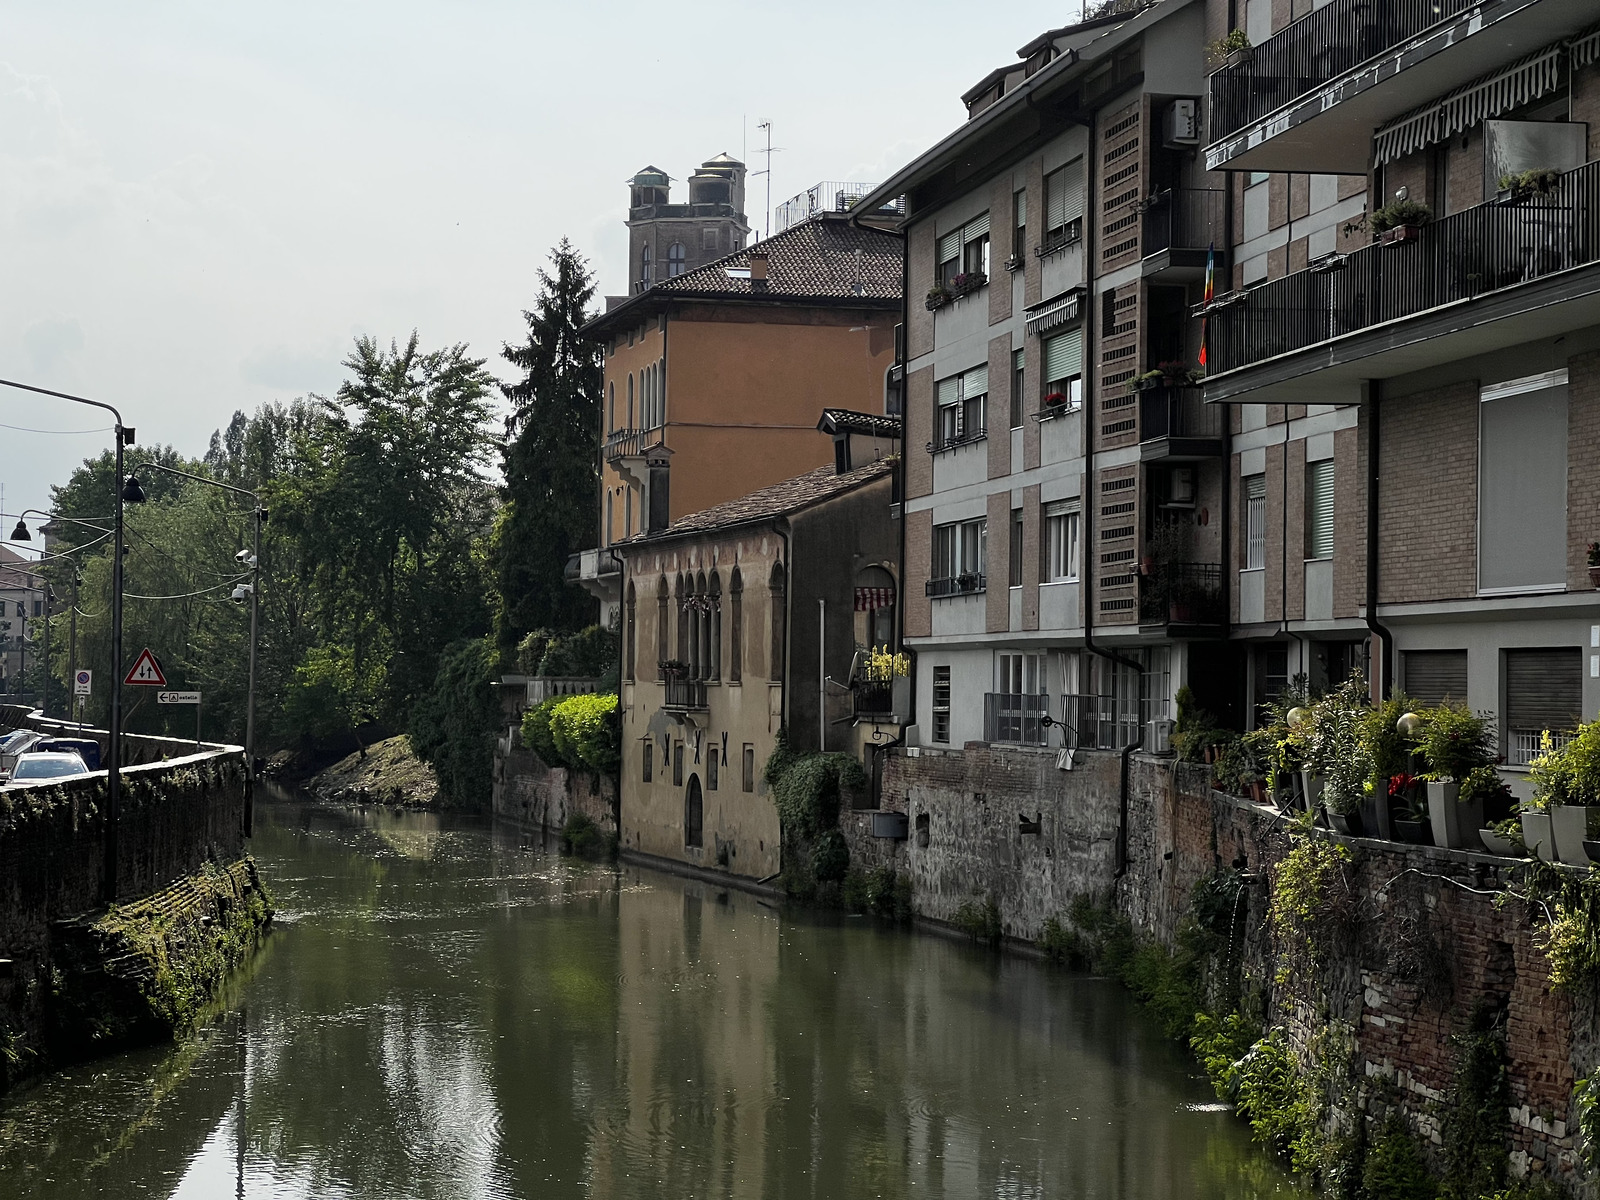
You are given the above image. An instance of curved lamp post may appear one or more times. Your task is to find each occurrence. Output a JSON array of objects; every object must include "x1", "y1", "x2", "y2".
[{"x1": 0, "y1": 376, "x2": 136, "y2": 904}]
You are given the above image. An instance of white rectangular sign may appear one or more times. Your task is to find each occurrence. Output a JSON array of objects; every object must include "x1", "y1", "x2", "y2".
[
  {"x1": 74, "y1": 670, "x2": 92, "y2": 696},
  {"x1": 157, "y1": 691, "x2": 201, "y2": 705}
]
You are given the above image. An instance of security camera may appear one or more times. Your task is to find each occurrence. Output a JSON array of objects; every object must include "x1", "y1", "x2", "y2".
[
  {"x1": 231, "y1": 583, "x2": 254, "y2": 603},
  {"x1": 234, "y1": 550, "x2": 257, "y2": 567}
]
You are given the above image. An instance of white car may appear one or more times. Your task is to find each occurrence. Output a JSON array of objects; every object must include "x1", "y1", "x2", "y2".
[
  {"x1": 0, "y1": 729, "x2": 45, "y2": 781},
  {"x1": 5, "y1": 751, "x2": 91, "y2": 785}
]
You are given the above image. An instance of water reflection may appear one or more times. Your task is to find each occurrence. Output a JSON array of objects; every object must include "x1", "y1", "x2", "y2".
[{"x1": 0, "y1": 794, "x2": 1308, "y2": 1199}]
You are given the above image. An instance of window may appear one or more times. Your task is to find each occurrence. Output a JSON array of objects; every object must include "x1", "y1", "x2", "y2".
[
  {"x1": 668, "y1": 242, "x2": 686, "y2": 276},
  {"x1": 684, "y1": 776, "x2": 703, "y2": 847},
  {"x1": 1042, "y1": 329, "x2": 1083, "y2": 411},
  {"x1": 608, "y1": 381, "x2": 615, "y2": 432},
  {"x1": 1012, "y1": 189, "x2": 1026, "y2": 262},
  {"x1": 933, "y1": 365, "x2": 988, "y2": 449},
  {"x1": 707, "y1": 747, "x2": 719, "y2": 791},
  {"x1": 625, "y1": 489, "x2": 633, "y2": 538},
  {"x1": 1244, "y1": 475, "x2": 1267, "y2": 570},
  {"x1": 1402, "y1": 649, "x2": 1468, "y2": 706},
  {"x1": 708, "y1": 573, "x2": 722, "y2": 681},
  {"x1": 728, "y1": 568, "x2": 743, "y2": 682},
  {"x1": 934, "y1": 518, "x2": 986, "y2": 582},
  {"x1": 1306, "y1": 458, "x2": 1334, "y2": 561},
  {"x1": 932, "y1": 666, "x2": 952, "y2": 743},
  {"x1": 1505, "y1": 648, "x2": 1583, "y2": 765},
  {"x1": 1010, "y1": 509, "x2": 1023, "y2": 588},
  {"x1": 989, "y1": 653, "x2": 1047, "y2": 744},
  {"x1": 655, "y1": 577, "x2": 669, "y2": 673},
  {"x1": 1042, "y1": 158, "x2": 1085, "y2": 249},
  {"x1": 936, "y1": 213, "x2": 990, "y2": 286},
  {"x1": 997, "y1": 652, "x2": 1044, "y2": 695},
  {"x1": 1010, "y1": 348, "x2": 1025, "y2": 428},
  {"x1": 641, "y1": 740, "x2": 653, "y2": 783},
  {"x1": 628, "y1": 373, "x2": 635, "y2": 426},
  {"x1": 32, "y1": 600, "x2": 42, "y2": 617},
  {"x1": 640, "y1": 244, "x2": 653, "y2": 287},
  {"x1": 702, "y1": 226, "x2": 719, "y2": 250},
  {"x1": 1480, "y1": 373, "x2": 1568, "y2": 593},
  {"x1": 742, "y1": 745, "x2": 755, "y2": 792},
  {"x1": 1044, "y1": 501, "x2": 1080, "y2": 582},
  {"x1": 769, "y1": 562, "x2": 786, "y2": 682},
  {"x1": 673, "y1": 741, "x2": 684, "y2": 787}
]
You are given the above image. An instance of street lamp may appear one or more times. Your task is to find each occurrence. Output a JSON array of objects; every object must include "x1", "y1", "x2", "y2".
[
  {"x1": 0, "y1": 376, "x2": 134, "y2": 905},
  {"x1": 123, "y1": 461, "x2": 265, "y2": 774}
]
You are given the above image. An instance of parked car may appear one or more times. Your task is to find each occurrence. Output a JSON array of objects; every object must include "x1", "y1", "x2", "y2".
[
  {"x1": 32, "y1": 738, "x2": 102, "y2": 771},
  {"x1": 0, "y1": 729, "x2": 45, "y2": 781},
  {"x1": 5, "y1": 751, "x2": 91, "y2": 785}
]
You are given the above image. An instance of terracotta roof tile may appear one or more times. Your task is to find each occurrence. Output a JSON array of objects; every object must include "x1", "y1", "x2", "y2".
[{"x1": 627, "y1": 459, "x2": 894, "y2": 543}]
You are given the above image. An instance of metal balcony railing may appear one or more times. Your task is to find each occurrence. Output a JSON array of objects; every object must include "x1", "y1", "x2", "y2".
[
  {"x1": 1138, "y1": 390, "x2": 1223, "y2": 442},
  {"x1": 773, "y1": 182, "x2": 906, "y2": 233},
  {"x1": 1061, "y1": 694, "x2": 1142, "y2": 751},
  {"x1": 663, "y1": 677, "x2": 708, "y2": 711},
  {"x1": 604, "y1": 427, "x2": 665, "y2": 462},
  {"x1": 984, "y1": 693, "x2": 1050, "y2": 746},
  {"x1": 1207, "y1": 161, "x2": 1600, "y2": 375},
  {"x1": 925, "y1": 573, "x2": 986, "y2": 598},
  {"x1": 1139, "y1": 562, "x2": 1225, "y2": 627},
  {"x1": 854, "y1": 680, "x2": 895, "y2": 719},
  {"x1": 1208, "y1": 0, "x2": 1478, "y2": 143},
  {"x1": 1141, "y1": 189, "x2": 1226, "y2": 258}
]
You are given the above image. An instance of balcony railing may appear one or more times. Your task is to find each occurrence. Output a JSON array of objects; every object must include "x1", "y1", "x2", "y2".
[
  {"x1": 773, "y1": 182, "x2": 906, "y2": 234},
  {"x1": 926, "y1": 573, "x2": 986, "y2": 598},
  {"x1": 1207, "y1": 161, "x2": 1600, "y2": 375},
  {"x1": 663, "y1": 677, "x2": 708, "y2": 712},
  {"x1": 604, "y1": 427, "x2": 665, "y2": 462},
  {"x1": 984, "y1": 693, "x2": 1050, "y2": 746},
  {"x1": 1061, "y1": 694, "x2": 1143, "y2": 751},
  {"x1": 1139, "y1": 390, "x2": 1223, "y2": 443},
  {"x1": 1141, "y1": 189, "x2": 1225, "y2": 258},
  {"x1": 1139, "y1": 562, "x2": 1225, "y2": 627},
  {"x1": 1209, "y1": 0, "x2": 1478, "y2": 143}
]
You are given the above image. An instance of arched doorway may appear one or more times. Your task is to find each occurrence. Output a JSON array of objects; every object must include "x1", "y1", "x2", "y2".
[{"x1": 684, "y1": 775, "x2": 703, "y2": 848}]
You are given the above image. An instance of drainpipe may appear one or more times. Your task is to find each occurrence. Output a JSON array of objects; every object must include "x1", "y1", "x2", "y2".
[
  {"x1": 1363, "y1": 380, "x2": 1394, "y2": 696},
  {"x1": 818, "y1": 598, "x2": 826, "y2": 752},
  {"x1": 777, "y1": 519, "x2": 793, "y2": 736}
]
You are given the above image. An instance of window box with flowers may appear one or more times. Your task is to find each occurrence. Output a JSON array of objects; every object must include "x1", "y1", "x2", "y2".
[
  {"x1": 1370, "y1": 199, "x2": 1432, "y2": 248},
  {"x1": 1131, "y1": 362, "x2": 1204, "y2": 391},
  {"x1": 928, "y1": 273, "x2": 988, "y2": 309}
]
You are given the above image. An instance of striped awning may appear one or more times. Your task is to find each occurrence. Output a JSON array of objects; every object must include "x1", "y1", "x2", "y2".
[
  {"x1": 1024, "y1": 289, "x2": 1083, "y2": 336},
  {"x1": 1374, "y1": 44, "x2": 1564, "y2": 166},
  {"x1": 855, "y1": 586, "x2": 895, "y2": 612},
  {"x1": 1572, "y1": 24, "x2": 1600, "y2": 70}
]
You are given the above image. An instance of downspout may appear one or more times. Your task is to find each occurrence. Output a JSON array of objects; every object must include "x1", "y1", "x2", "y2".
[
  {"x1": 777, "y1": 519, "x2": 793, "y2": 736},
  {"x1": 1363, "y1": 380, "x2": 1395, "y2": 696}
]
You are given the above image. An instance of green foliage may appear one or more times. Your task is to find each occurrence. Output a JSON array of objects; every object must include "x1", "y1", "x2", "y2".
[
  {"x1": 494, "y1": 241, "x2": 604, "y2": 651},
  {"x1": 1192, "y1": 1011, "x2": 1258, "y2": 1099},
  {"x1": 1361, "y1": 689, "x2": 1422, "y2": 781},
  {"x1": 951, "y1": 896, "x2": 1003, "y2": 945},
  {"x1": 1370, "y1": 199, "x2": 1433, "y2": 232},
  {"x1": 841, "y1": 867, "x2": 912, "y2": 922},
  {"x1": 810, "y1": 829, "x2": 850, "y2": 883},
  {"x1": 763, "y1": 726, "x2": 801, "y2": 788},
  {"x1": 1269, "y1": 813, "x2": 1352, "y2": 976},
  {"x1": 1498, "y1": 168, "x2": 1562, "y2": 194},
  {"x1": 1304, "y1": 674, "x2": 1372, "y2": 815},
  {"x1": 1234, "y1": 1031, "x2": 1324, "y2": 1171},
  {"x1": 1439, "y1": 1019, "x2": 1510, "y2": 1199},
  {"x1": 1419, "y1": 703, "x2": 1497, "y2": 782},
  {"x1": 771, "y1": 752, "x2": 866, "y2": 839},
  {"x1": 516, "y1": 629, "x2": 555, "y2": 675},
  {"x1": 558, "y1": 811, "x2": 616, "y2": 860},
  {"x1": 407, "y1": 636, "x2": 503, "y2": 808},
  {"x1": 1575, "y1": 1073, "x2": 1600, "y2": 1170},
  {"x1": 536, "y1": 625, "x2": 617, "y2": 679},
  {"x1": 1362, "y1": 1115, "x2": 1434, "y2": 1200},
  {"x1": 520, "y1": 696, "x2": 565, "y2": 766},
  {"x1": 548, "y1": 693, "x2": 620, "y2": 775},
  {"x1": 1530, "y1": 719, "x2": 1600, "y2": 809}
]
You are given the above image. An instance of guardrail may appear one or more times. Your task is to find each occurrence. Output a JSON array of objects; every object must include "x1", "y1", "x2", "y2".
[
  {"x1": 983, "y1": 693, "x2": 1050, "y2": 746},
  {"x1": 1139, "y1": 562, "x2": 1225, "y2": 626},
  {"x1": 1138, "y1": 389, "x2": 1223, "y2": 442},
  {"x1": 604, "y1": 427, "x2": 665, "y2": 461},
  {"x1": 663, "y1": 677, "x2": 708, "y2": 711},
  {"x1": 1141, "y1": 189, "x2": 1225, "y2": 258},
  {"x1": 925, "y1": 574, "x2": 986, "y2": 598}
]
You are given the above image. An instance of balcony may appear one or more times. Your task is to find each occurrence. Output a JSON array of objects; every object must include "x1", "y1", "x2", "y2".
[
  {"x1": 604, "y1": 427, "x2": 665, "y2": 464},
  {"x1": 1060, "y1": 694, "x2": 1142, "y2": 751},
  {"x1": 1206, "y1": 0, "x2": 1596, "y2": 173},
  {"x1": 1138, "y1": 389, "x2": 1223, "y2": 461},
  {"x1": 1139, "y1": 562, "x2": 1225, "y2": 633},
  {"x1": 1140, "y1": 190, "x2": 1226, "y2": 282},
  {"x1": 566, "y1": 548, "x2": 621, "y2": 607},
  {"x1": 855, "y1": 677, "x2": 911, "y2": 723},
  {"x1": 774, "y1": 182, "x2": 905, "y2": 234},
  {"x1": 1204, "y1": 161, "x2": 1600, "y2": 399},
  {"x1": 926, "y1": 573, "x2": 986, "y2": 599},
  {"x1": 983, "y1": 693, "x2": 1050, "y2": 747},
  {"x1": 663, "y1": 676, "x2": 708, "y2": 712}
]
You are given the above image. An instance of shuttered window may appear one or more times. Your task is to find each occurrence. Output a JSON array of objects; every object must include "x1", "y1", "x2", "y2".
[
  {"x1": 1043, "y1": 328, "x2": 1082, "y2": 384},
  {"x1": 1306, "y1": 458, "x2": 1334, "y2": 561},
  {"x1": 1480, "y1": 377, "x2": 1567, "y2": 592},
  {"x1": 1044, "y1": 158, "x2": 1086, "y2": 236},
  {"x1": 1245, "y1": 475, "x2": 1267, "y2": 571},
  {"x1": 964, "y1": 212, "x2": 990, "y2": 240},
  {"x1": 1505, "y1": 647, "x2": 1583, "y2": 764},
  {"x1": 962, "y1": 364, "x2": 988, "y2": 398},
  {"x1": 1402, "y1": 650, "x2": 1468, "y2": 707},
  {"x1": 937, "y1": 230, "x2": 962, "y2": 265}
]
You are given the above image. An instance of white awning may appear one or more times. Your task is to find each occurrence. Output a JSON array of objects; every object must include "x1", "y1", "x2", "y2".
[
  {"x1": 1374, "y1": 43, "x2": 1565, "y2": 166},
  {"x1": 1024, "y1": 289, "x2": 1083, "y2": 336}
]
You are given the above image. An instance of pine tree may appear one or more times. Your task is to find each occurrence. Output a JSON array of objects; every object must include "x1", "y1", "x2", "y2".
[{"x1": 495, "y1": 239, "x2": 602, "y2": 652}]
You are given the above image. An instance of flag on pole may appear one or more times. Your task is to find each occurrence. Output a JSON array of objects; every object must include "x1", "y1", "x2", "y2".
[{"x1": 1198, "y1": 242, "x2": 1215, "y2": 369}]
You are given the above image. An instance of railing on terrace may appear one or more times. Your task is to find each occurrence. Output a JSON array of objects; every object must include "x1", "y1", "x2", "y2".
[
  {"x1": 1209, "y1": 0, "x2": 1478, "y2": 142},
  {"x1": 604, "y1": 427, "x2": 665, "y2": 461},
  {"x1": 1061, "y1": 694, "x2": 1144, "y2": 751},
  {"x1": 1138, "y1": 389, "x2": 1223, "y2": 442},
  {"x1": 1141, "y1": 189, "x2": 1225, "y2": 257},
  {"x1": 773, "y1": 182, "x2": 905, "y2": 233},
  {"x1": 1139, "y1": 562, "x2": 1225, "y2": 626},
  {"x1": 1207, "y1": 161, "x2": 1600, "y2": 374},
  {"x1": 926, "y1": 573, "x2": 986, "y2": 598},
  {"x1": 663, "y1": 677, "x2": 708, "y2": 711},
  {"x1": 984, "y1": 693, "x2": 1050, "y2": 746},
  {"x1": 526, "y1": 676, "x2": 600, "y2": 706}
]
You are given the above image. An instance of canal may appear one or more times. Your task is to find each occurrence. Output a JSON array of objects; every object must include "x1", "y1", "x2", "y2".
[{"x1": 0, "y1": 793, "x2": 1307, "y2": 1199}]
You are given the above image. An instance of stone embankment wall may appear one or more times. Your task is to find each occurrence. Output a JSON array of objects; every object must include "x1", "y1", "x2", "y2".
[
  {"x1": 0, "y1": 706, "x2": 264, "y2": 1092},
  {"x1": 850, "y1": 743, "x2": 1595, "y2": 1190},
  {"x1": 492, "y1": 729, "x2": 617, "y2": 839}
]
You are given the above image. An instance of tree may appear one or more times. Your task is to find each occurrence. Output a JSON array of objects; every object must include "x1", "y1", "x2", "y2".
[{"x1": 494, "y1": 240, "x2": 602, "y2": 653}]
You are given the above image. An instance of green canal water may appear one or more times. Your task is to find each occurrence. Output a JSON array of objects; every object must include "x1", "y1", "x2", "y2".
[{"x1": 0, "y1": 792, "x2": 1309, "y2": 1199}]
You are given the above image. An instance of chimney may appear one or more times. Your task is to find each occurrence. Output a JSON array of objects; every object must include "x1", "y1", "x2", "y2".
[{"x1": 748, "y1": 250, "x2": 769, "y2": 288}]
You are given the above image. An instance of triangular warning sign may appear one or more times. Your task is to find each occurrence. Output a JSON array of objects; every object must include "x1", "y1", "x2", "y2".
[{"x1": 124, "y1": 648, "x2": 168, "y2": 687}]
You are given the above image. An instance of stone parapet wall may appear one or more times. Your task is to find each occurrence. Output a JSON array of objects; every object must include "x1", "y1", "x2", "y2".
[{"x1": 491, "y1": 732, "x2": 616, "y2": 839}]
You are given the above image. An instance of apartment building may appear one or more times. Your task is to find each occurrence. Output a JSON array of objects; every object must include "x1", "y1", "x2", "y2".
[
  {"x1": 853, "y1": 0, "x2": 1230, "y2": 753},
  {"x1": 575, "y1": 211, "x2": 903, "y2": 624},
  {"x1": 1198, "y1": 0, "x2": 1600, "y2": 787},
  {"x1": 0, "y1": 546, "x2": 44, "y2": 698}
]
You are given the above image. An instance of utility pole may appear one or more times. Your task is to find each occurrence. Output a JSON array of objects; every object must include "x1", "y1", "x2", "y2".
[{"x1": 753, "y1": 121, "x2": 780, "y2": 241}]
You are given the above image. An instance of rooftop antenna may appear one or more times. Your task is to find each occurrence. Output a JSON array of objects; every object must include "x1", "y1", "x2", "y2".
[{"x1": 752, "y1": 120, "x2": 784, "y2": 241}]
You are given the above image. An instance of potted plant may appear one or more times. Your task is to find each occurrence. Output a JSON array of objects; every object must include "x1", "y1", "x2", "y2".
[
  {"x1": 1042, "y1": 391, "x2": 1069, "y2": 409},
  {"x1": 1588, "y1": 541, "x2": 1600, "y2": 589},
  {"x1": 1207, "y1": 28, "x2": 1252, "y2": 69},
  {"x1": 1465, "y1": 768, "x2": 1519, "y2": 854},
  {"x1": 1358, "y1": 689, "x2": 1421, "y2": 840},
  {"x1": 1419, "y1": 703, "x2": 1497, "y2": 848},
  {"x1": 659, "y1": 658, "x2": 689, "y2": 679},
  {"x1": 1479, "y1": 814, "x2": 1525, "y2": 857},
  {"x1": 1518, "y1": 795, "x2": 1556, "y2": 863},
  {"x1": 1390, "y1": 774, "x2": 1430, "y2": 843},
  {"x1": 925, "y1": 283, "x2": 951, "y2": 311},
  {"x1": 1370, "y1": 199, "x2": 1432, "y2": 248},
  {"x1": 1496, "y1": 168, "x2": 1562, "y2": 203},
  {"x1": 949, "y1": 271, "x2": 988, "y2": 298},
  {"x1": 1533, "y1": 722, "x2": 1600, "y2": 866},
  {"x1": 1307, "y1": 675, "x2": 1372, "y2": 834}
]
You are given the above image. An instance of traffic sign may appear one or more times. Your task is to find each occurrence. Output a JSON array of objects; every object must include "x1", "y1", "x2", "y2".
[
  {"x1": 74, "y1": 670, "x2": 92, "y2": 696},
  {"x1": 124, "y1": 648, "x2": 168, "y2": 687},
  {"x1": 157, "y1": 691, "x2": 201, "y2": 705}
]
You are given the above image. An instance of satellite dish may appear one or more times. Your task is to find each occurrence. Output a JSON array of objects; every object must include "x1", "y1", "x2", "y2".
[{"x1": 848, "y1": 650, "x2": 863, "y2": 686}]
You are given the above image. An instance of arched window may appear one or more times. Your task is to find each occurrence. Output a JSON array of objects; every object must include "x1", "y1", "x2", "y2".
[
  {"x1": 668, "y1": 242, "x2": 687, "y2": 276},
  {"x1": 627, "y1": 374, "x2": 635, "y2": 429},
  {"x1": 708, "y1": 572, "x2": 722, "y2": 681},
  {"x1": 855, "y1": 565, "x2": 898, "y2": 651},
  {"x1": 692, "y1": 571, "x2": 708, "y2": 680},
  {"x1": 769, "y1": 562, "x2": 786, "y2": 682},
  {"x1": 608, "y1": 381, "x2": 615, "y2": 433},
  {"x1": 605, "y1": 491, "x2": 613, "y2": 548},
  {"x1": 641, "y1": 243, "x2": 653, "y2": 287},
  {"x1": 676, "y1": 574, "x2": 689, "y2": 664},
  {"x1": 684, "y1": 775, "x2": 703, "y2": 847},
  {"x1": 656, "y1": 577, "x2": 670, "y2": 675},
  {"x1": 729, "y1": 567, "x2": 743, "y2": 682},
  {"x1": 624, "y1": 581, "x2": 637, "y2": 681}
]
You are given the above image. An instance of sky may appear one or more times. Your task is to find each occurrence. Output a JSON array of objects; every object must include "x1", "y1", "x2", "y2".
[{"x1": 0, "y1": 0, "x2": 1084, "y2": 527}]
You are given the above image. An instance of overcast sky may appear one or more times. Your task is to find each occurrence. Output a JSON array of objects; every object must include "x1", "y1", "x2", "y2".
[{"x1": 0, "y1": 1, "x2": 1081, "y2": 526}]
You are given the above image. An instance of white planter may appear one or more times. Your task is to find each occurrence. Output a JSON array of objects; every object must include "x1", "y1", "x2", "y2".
[
  {"x1": 1521, "y1": 812, "x2": 1555, "y2": 863},
  {"x1": 1299, "y1": 770, "x2": 1325, "y2": 812},
  {"x1": 1426, "y1": 780, "x2": 1483, "y2": 850},
  {"x1": 1550, "y1": 805, "x2": 1594, "y2": 867},
  {"x1": 1478, "y1": 828, "x2": 1517, "y2": 856}
]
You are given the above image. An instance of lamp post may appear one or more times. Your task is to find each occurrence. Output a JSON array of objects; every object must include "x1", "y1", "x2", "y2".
[
  {"x1": 123, "y1": 461, "x2": 265, "y2": 771},
  {"x1": 0, "y1": 377, "x2": 136, "y2": 905}
]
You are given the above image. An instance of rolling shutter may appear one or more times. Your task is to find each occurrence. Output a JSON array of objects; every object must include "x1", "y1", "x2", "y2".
[
  {"x1": 1046, "y1": 169, "x2": 1067, "y2": 232},
  {"x1": 937, "y1": 230, "x2": 962, "y2": 263},
  {"x1": 1506, "y1": 648, "x2": 1583, "y2": 732},
  {"x1": 1043, "y1": 328, "x2": 1082, "y2": 383},
  {"x1": 1306, "y1": 458, "x2": 1334, "y2": 560},
  {"x1": 1062, "y1": 158, "x2": 1085, "y2": 223},
  {"x1": 963, "y1": 212, "x2": 990, "y2": 242},
  {"x1": 1402, "y1": 650, "x2": 1468, "y2": 707},
  {"x1": 961, "y1": 364, "x2": 989, "y2": 399},
  {"x1": 937, "y1": 376, "x2": 960, "y2": 407}
]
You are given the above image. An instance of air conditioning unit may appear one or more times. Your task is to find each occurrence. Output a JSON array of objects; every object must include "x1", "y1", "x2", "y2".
[{"x1": 1163, "y1": 99, "x2": 1199, "y2": 147}]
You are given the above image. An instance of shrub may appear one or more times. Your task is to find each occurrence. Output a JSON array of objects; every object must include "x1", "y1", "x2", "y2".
[
  {"x1": 520, "y1": 697, "x2": 565, "y2": 767},
  {"x1": 548, "y1": 692, "x2": 620, "y2": 775},
  {"x1": 406, "y1": 636, "x2": 502, "y2": 809},
  {"x1": 516, "y1": 628, "x2": 554, "y2": 675},
  {"x1": 842, "y1": 867, "x2": 912, "y2": 921},
  {"x1": 952, "y1": 895, "x2": 1002, "y2": 945},
  {"x1": 1370, "y1": 199, "x2": 1433, "y2": 232},
  {"x1": 559, "y1": 811, "x2": 614, "y2": 859},
  {"x1": 811, "y1": 829, "x2": 849, "y2": 882},
  {"x1": 537, "y1": 625, "x2": 617, "y2": 679},
  {"x1": 763, "y1": 726, "x2": 802, "y2": 788},
  {"x1": 1362, "y1": 1115, "x2": 1435, "y2": 1200},
  {"x1": 1269, "y1": 812, "x2": 1352, "y2": 977},
  {"x1": 771, "y1": 753, "x2": 867, "y2": 839},
  {"x1": 1420, "y1": 703, "x2": 1496, "y2": 782}
]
